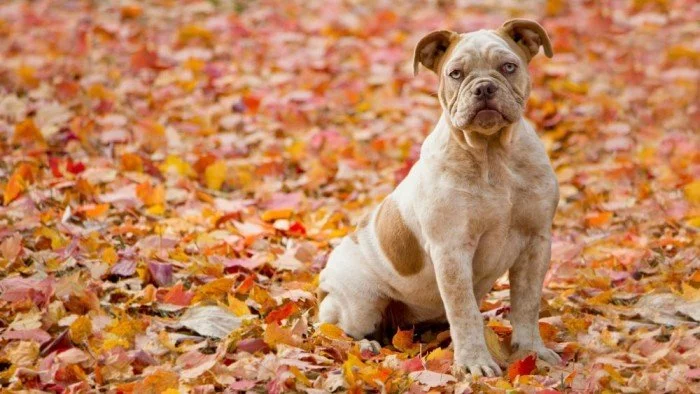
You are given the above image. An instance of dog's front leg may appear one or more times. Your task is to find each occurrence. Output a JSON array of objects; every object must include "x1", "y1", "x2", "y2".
[
  {"x1": 432, "y1": 246, "x2": 502, "y2": 377},
  {"x1": 508, "y1": 234, "x2": 562, "y2": 364}
]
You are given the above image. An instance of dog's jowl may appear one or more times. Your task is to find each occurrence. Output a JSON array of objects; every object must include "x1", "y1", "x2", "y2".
[{"x1": 318, "y1": 19, "x2": 561, "y2": 377}]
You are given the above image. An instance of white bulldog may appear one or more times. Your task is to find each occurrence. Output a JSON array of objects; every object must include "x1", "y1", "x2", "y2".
[{"x1": 318, "y1": 19, "x2": 561, "y2": 376}]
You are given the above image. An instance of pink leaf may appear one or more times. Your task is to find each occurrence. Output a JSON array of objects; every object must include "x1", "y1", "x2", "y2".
[{"x1": 148, "y1": 261, "x2": 173, "y2": 287}]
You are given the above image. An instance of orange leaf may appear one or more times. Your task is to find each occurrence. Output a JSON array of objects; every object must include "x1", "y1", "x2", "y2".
[
  {"x1": 3, "y1": 170, "x2": 25, "y2": 205},
  {"x1": 539, "y1": 322, "x2": 559, "y2": 342},
  {"x1": 265, "y1": 301, "x2": 297, "y2": 324},
  {"x1": 236, "y1": 275, "x2": 255, "y2": 295},
  {"x1": 585, "y1": 211, "x2": 613, "y2": 227},
  {"x1": 121, "y1": 153, "x2": 143, "y2": 172},
  {"x1": 161, "y1": 282, "x2": 194, "y2": 306},
  {"x1": 135, "y1": 370, "x2": 179, "y2": 393},
  {"x1": 507, "y1": 353, "x2": 537, "y2": 381},
  {"x1": 120, "y1": 4, "x2": 142, "y2": 19},
  {"x1": 261, "y1": 208, "x2": 293, "y2": 221},
  {"x1": 136, "y1": 182, "x2": 165, "y2": 206},
  {"x1": 392, "y1": 328, "x2": 414, "y2": 352},
  {"x1": 83, "y1": 203, "x2": 110, "y2": 219},
  {"x1": 12, "y1": 119, "x2": 45, "y2": 146},
  {"x1": 263, "y1": 322, "x2": 296, "y2": 349}
]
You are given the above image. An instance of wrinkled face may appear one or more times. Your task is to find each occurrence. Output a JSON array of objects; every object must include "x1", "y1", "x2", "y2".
[
  {"x1": 413, "y1": 20, "x2": 553, "y2": 136},
  {"x1": 439, "y1": 31, "x2": 529, "y2": 135}
]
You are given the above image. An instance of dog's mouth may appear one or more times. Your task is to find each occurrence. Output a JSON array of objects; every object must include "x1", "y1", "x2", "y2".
[{"x1": 470, "y1": 101, "x2": 505, "y2": 129}]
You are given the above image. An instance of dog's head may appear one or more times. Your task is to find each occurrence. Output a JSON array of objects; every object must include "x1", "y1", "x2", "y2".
[{"x1": 414, "y1": 19, "x2": 553, "y2": 136}]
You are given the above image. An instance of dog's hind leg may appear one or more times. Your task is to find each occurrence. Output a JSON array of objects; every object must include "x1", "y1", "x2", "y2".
[{"x1": 318, "y1": 239, "x2": 387, "y2": 339}]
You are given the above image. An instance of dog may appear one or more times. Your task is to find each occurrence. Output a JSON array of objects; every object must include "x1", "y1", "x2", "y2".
[{"x1": 317, "y1": 19, "x2": 561, "y2": 377}]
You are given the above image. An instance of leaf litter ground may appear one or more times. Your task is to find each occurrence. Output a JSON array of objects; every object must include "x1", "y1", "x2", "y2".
[{"x1": 0, "y1": 0, "x2": 698, "y2": 392}]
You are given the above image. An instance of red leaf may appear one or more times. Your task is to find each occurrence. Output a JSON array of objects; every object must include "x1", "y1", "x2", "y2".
[
  {"x1": 507, "y1": 354, "x2": 537, "y2": 381},
  {"x1": 401, "y1": 356, "x2": 424, "y2": 372},
  {"x1": 160, "y1": 282, "x2": 194, "y2": 306},
  {"x1": 66, "y1": 158, "x2": 86, "y2": 174},
  {"x1": 288, "y1": 221, "x2": 306, "y2": 235},
  {"x1": 49, "y1": 157, "x2": 63, "y2": 177}
]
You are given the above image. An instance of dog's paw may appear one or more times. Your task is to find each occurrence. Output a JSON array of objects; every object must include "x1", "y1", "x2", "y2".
[
  {"x1": 358, "y1": 339, "x2": 382, "y2": 356},
  {"x1": 453, "y1": 355, "x2": 502, "y2": 378},
  {"x1": 511, "y1": 342, "x2": 562, "y2": 365},
  {"x1": 534, "y1": 346, "x2": 562, "y2": 365}
]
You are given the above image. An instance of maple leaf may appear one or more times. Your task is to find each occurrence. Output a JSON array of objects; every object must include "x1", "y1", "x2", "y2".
[{"x1": 507, "y1": 354, "x2": 537, "y2": 382}]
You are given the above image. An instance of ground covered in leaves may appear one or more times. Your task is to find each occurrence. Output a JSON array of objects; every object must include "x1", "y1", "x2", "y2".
[{"x1": 0, "y1": 0, "x2": 698, "y2": 392}]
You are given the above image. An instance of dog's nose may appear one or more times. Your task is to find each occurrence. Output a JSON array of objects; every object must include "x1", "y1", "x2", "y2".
[{"x1": 472, "y1": 81, "x2": 498, "y2": 99}]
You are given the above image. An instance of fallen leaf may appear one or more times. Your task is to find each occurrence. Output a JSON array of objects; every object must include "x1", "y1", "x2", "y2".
[{"x1": 179, "y1": 305, "x2": 241, "y2": 338}]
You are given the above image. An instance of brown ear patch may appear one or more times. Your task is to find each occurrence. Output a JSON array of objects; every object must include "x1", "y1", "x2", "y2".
[
  {"x1": 375, "y1": 199, "x2": 424, "y2": 276},
  {"x1": 498, "y1": 19, "x2": 553, "y2": 62}
]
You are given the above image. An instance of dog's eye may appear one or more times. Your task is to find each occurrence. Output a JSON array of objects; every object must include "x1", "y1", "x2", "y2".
[
  {"x1": 501, "y1": 63, "x2": 517, "y2": 74},
  {"x1": 448, "y1": 69, "x2": 463, "y2": 80}
]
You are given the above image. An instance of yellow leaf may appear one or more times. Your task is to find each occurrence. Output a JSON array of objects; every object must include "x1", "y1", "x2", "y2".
[
  {"x1": 138, "y1": 370, "x2": 179, "y2": 393},
  {"x1": 105, "y1": 315, "x2": 145, "y2": 348},
  {"x1": 680, "y1": 282, "x2": 700, "y2": 302},
  {"x1": 184, "y1": 57, "x2": 205, "y2": 73},
  {"x1": 342, "y1": 353, "x2": 366, "y2": 386},
  {"x1": 86, "y1": 83, "x2": 114, "y2": 100},
  {"x1": 603, "y1": 364, "x2": 625, "y2": 384},
  {"x1": 318, "y1": 322, "x2": 349, "y2": 340},
  {"x1": 587, "y1": 290, "x2": 613, "y2": 305},
  {"x1": 16, "y1": 65, "x2": 38, "y2": 87},
  {"x1": 193, "y1": 277, "x2": 235, "y2": 303},
  {"x1": 204, "y1": 160, "x2": 227, "y2": 190},
  {"x1": 159, "y1": 155, "x2": 195, "y2": 177},
  {"x1": 687, "y1": 216, "x2": 700, "y2": 228},
  {"x1": 290, "y1": 365, "x2": 311, "y2": 386},
  {"x1": 34, "y1": 227, "x2": 67, "y2": 250},
  {"x1": 227, "y1": 294, "x2": 251, "y2": 316},
  {"x1": 426, "y1": 347, "x2": 452, "y2": 361},
  {"x1": 484, "y1": 326, "x2": 509, "y2": 364},
  {"x1": 684, "y1": 181, "x2": 700, "y2": 204},
  {"x1": 146, "y1": 204, "x2": 165, "y2": 216},
  {"x1": 178, "y1": 25, "x2": 213, "y2": 44},
  {"x1": 69, "y1": 316, "x2": 93, "y2": 343},
  {"x1": 102, "y1": 246, "x2": 118, "y2": 265},
  {"x1": 261, "y1": 208, "x2": 293, "y2": 221},
  {"x1": 101, "y1": 334, "x2": 130, "y2": 351}
]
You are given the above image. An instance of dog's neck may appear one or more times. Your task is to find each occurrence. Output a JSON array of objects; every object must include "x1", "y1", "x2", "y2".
[{"x1": 421, "y1": 113, "x2": 521, "y2": 184}]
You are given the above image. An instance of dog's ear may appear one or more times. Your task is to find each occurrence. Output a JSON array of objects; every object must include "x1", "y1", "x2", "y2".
[
  {"x1": 413, "y1": 30, "x2": 458, "y2": 76},
  {"x1": 499, "y1": 19, "x2": 553, "y2": 62}
]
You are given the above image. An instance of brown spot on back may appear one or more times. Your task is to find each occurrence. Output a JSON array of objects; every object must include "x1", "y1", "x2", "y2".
[
  {"x1": 375, "y1": 199, "x2": 424, "y2": 276},
  {"x1": 316, "y1": 288, "x2": 328, "y2": 304}
]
